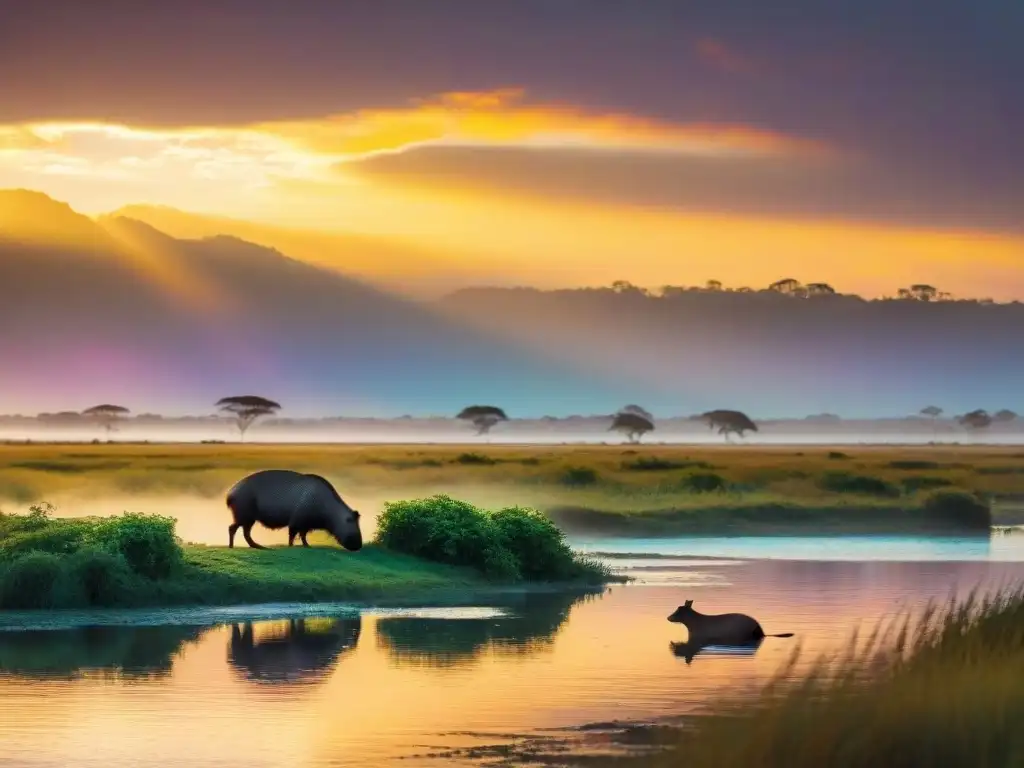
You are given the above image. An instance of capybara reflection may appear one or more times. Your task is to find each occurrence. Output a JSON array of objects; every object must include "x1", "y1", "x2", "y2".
[
  {"x1": 669, "y1": 639, "x2": 763, "y2": 665},
  {"x1": 228, "y1": 616, "x2": 361, "y2": 684}
]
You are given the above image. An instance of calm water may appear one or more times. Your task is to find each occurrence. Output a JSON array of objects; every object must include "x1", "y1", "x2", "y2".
[{"x1": 3, "y1": 534, "x2": 1024, "y2": 767}]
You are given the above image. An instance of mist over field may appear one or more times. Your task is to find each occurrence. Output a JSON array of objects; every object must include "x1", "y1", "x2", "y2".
[{"x1": 3, "y1": 416, "x2": 1023, "y2": 447}]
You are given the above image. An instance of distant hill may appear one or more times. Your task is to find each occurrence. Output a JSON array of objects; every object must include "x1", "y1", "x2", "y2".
[
  {"x1": 0, "y1": 191, "x2": 639, "y2": 416},
  {"x1": 107, "y1": 204, "x2": 519, "y2": 297},
  {"x1": 436, "y1": 285, "x2": 1024, "y2": 418}
]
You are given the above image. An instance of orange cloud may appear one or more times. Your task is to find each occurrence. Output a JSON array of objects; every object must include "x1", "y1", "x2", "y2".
[
  {"x1": 261, "y1": 87, "x2": 825, "y2": 160},
  {"x1": 0, "y1": 88, "x2": 830, "y2": 217}
]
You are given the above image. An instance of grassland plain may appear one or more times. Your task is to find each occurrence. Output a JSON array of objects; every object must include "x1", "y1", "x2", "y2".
[{"x1": 1, "y1": 443, "x2": 1021, "y2": 534}]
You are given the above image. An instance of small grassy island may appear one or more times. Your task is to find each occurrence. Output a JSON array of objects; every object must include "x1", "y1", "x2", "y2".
[{"x1": 0, "y1": 496, "x2": 616, "y2": 611}]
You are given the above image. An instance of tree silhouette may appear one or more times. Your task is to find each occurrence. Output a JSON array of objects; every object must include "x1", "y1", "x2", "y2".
[
  {"x1": 216, "y1": 396, "x2": 281, "y2": 441},
  {"x1": 768, "y1": 278, "x2": 802, "y2": 295},
  {"x1": 994, "y1": 409, "x2": 1018, "y2": 423},
  {"x1": 806, "y1": 282, "x2": 836, "y2": 296},
  {"x1": 705, "y1": 279, "x2": 723, "y2": 292},
  {"x1": 609, "y1": 412, "x2": 654, "y2": 443},
  {"x1": 610, "y1": 280, "x2": 647, "y2": 296},
  {"x1": 958, "y1": 409, "x2": 992, "y2": 430},
  {"x1": 618, "y1": 404, "x2": 654, "y2": 421},
  {"x1": 898, "y1": 284, "x2": 939, "y2": 302},
  {"x1": 81, "y1": 404, "x2": 130, "y2": 437},
  {"x1": 456, "y1": 405, "x2": 508, "y2": 436},
  {"x1": 910, "y1": 284, "x2": 938, "y2": 302},
  {"x1": 920, "y1": 405, "x2": 943, "y2": 419},
  {"x1": 701, "y1": 409, "x2": 758, "y2": 442}
]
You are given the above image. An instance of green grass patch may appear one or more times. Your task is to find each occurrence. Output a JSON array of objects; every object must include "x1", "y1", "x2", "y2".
[
  {"x1": 817, "y1": 471, "x2": 901, "y2": 498},
  {"x1": 621, "y1": 457, "x2": 714, "y2": 472},
  {"x1": 0, "y1": 499, "x2": 615, "y2": 610}
]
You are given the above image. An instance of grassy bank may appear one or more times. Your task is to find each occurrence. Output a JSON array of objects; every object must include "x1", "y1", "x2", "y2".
[
  {"x1": 585, "y1": 586, "x2": 1024, "y2": 768},
  {"x1": 0, "y1": 498, "x2": 614, "y2": 611},
  {"x1": 1, "y1": 443, "x2": 1019, "y2": 534}
]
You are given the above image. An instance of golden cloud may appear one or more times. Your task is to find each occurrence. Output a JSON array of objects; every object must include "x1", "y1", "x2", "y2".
[
  {"x1": 0, "y1": 88, "x2": 830, "y2": 217},
  {"x1": 259, "y1": 87, "x2": 827, "y2": 160}
]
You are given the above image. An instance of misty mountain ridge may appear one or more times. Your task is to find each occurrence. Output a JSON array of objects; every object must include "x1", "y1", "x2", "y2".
[
  {"x1": 436, "y1": 285, "x2": 1024, "y2": 418},
  {"x1": 1, "y1": 190, "x2": 1019, "y2": 419},
  {"x1": 0, "y1": 190, "x2": 640, "y2": 416}
]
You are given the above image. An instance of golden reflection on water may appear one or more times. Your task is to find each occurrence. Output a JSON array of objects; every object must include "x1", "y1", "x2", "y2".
[{"x1": 2, "y1": 558, "x2": 1024, "y2": 767}]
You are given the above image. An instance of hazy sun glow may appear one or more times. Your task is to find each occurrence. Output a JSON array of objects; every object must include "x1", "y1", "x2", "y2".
[{"x1": 1, "y1": 87, "x2": 1022, "y2": 299}]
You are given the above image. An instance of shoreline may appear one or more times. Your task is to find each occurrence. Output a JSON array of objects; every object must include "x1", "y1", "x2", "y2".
[{"x1": 0, "y1": 581, "x2": 611, "y2": 631}]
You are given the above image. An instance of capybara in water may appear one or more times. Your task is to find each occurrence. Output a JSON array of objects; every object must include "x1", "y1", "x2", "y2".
[{"x1": 667, "y1": 600, "x2": 793, "y2": 644}]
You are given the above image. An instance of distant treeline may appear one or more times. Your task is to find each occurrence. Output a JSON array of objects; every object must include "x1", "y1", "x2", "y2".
[
  {"x1": 446, "y1": 278, "x2": 1010, "y2": 304},
  {"x1": 3, "y1": 413, "x2": 1015, "y2": 425}
]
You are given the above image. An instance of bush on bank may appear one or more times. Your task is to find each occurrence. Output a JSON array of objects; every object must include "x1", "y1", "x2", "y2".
[
  {"x1": 0, "y1": 504, "x2": 182, "y2": 609},
  {"x1": 0, "y1": 497, "x2": 611, "y2": 610},
  {"x1": 375, "y1": 494, "x2": 610, "y2": 583}
]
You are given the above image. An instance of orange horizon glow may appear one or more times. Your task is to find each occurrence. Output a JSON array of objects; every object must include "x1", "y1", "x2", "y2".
[{"x1": 1, "y1": 88, "x2": 1022, "y2": 300}]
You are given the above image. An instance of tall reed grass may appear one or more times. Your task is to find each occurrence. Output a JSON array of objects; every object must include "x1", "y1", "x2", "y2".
[{"x1": 629, "y1": 585, "x2": 1024, "y2": 767}]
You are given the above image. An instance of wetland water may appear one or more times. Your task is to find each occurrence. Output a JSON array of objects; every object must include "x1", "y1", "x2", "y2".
[{"x1": 3, "y1": 534, "x2": 1024, "y2": 767}]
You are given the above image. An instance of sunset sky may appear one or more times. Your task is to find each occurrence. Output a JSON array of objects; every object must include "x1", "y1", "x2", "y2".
[{"x1": 2, "y1": 0, "x2": 1022, "y2": 298}]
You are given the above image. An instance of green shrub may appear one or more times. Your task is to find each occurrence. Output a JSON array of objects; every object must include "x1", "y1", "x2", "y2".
[
  {"x1": 67, "y1": 546, "x2": 133, "y2": 606},
  {"x1": 375, "y1": 495, "x2": 608, "y2": 583},
  {"x1": 888, "y1": 460, "x2": 941, "y2": 470},
  {"x1": 827, "y1": 451, "x2": 849, "y2": 460},
  {"x1": 901, "y1": 475, "x2": 954, "y2": 493},
  {"x1": 818, "y1": 471, "x2": 900, "y2": 497},
  {"x1": 561, "y1": 466, "x2": 598, "y2": 486},
  {"x1": 622, "y1": 457, "x2": 713, "y2": 472},
  {"x1": 376, "y1": 495, "x2": 519, "y2": 579},
  {"x1": 0, "y1": 551, "x2": 65, "y2": 609},
  {"x1": 0, "y1": 503, "x2": 55, "y2": 540},
  {"x1": 92, "y1": 513, "x2": 182, "y2": 580},
  {"x1": 922, "y1": 489, "x2": 991, "y2": 529},
  {"x1": 683, "y1": 472, "x2": 728, "y2": 493},
  {"x1": 491, "y1": 505, "x2": 580, "y2": 581},
  {"x1": 453, "y1": 452, "x2": 497, "y2": 465},
  {"x1": 0, "y1": 521, "x2": 90, "y2": 560}
]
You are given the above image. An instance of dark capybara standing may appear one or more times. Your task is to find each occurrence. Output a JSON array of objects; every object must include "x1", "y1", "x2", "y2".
[{"x1": 225, "y1": 469, "x2": 362, "y2": 551}]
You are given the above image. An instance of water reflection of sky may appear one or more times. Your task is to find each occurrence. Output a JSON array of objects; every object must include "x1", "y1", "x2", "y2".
[
  {"x1": 573, "y1": 533, "x2": 1024, "y2": 562},
  {"x1": 3, "y1": 554, "x2": 1024, "y2": 766},
  {"x1": 4, "y1": 536, "x2": 1024, "y2": 766}
]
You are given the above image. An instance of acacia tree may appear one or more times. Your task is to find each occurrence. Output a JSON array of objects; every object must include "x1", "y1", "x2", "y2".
[
  {"x1": 216, "y1": 395, "x2": 281, "y2": 441},
  {"x1": 920, "y1": 405, "x2": 943, "y2": 420},
  {"x1": 994, "y1": 409, "x2": 1018, "y2": 423},
  {"x1": 701, "y1": 409, "x2": 758, "y2": 442},
  {"x1": 958, "y1": 409, "x2": 992, "y2": 430},
  {"x1": 806, "y1": 282, "x2": 836, "y2": 297},
  {"x1": 768, "y1": 278, "x2": 803, "y2": 295},
  {"x1": 618, "y1": 404, "x2": 654, "y2": 421},
  {"x1": 609, "y1": 412, "x2": 654, "y2": 443},
  {"x1": 456, "y1": 405, "x2": 508, "y2": 436},
  {"x1": 82, "y1": 404, "x2": 130, "y2": 437}
]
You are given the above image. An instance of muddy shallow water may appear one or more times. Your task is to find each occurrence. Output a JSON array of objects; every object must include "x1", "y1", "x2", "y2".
[{"x1": 2, "y1": 536, "x2": 1024, "y2": 767}]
